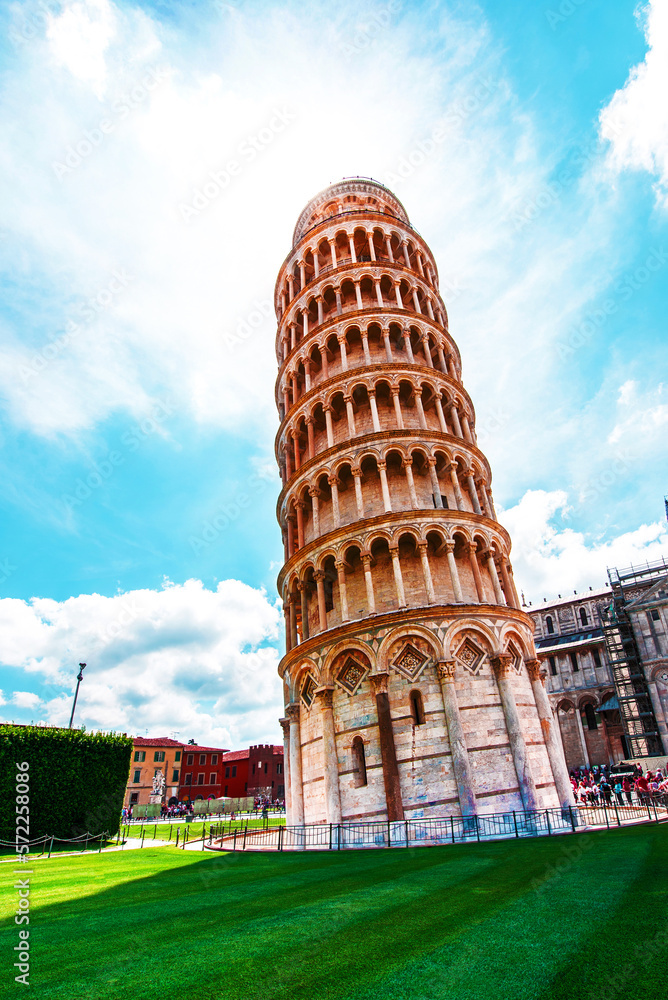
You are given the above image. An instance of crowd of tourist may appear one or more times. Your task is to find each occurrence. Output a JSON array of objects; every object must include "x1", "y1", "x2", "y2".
[
  {"x1": 121, "y1": 797, "x2": 286, "y2": 824},
  {"x1": 569, "y1": 763, "x2": 668, "y2": 807}
]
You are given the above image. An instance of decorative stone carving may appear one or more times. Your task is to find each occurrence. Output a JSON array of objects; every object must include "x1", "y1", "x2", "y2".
[
  {"x1": 391, "y1": 640, "x2": 430, "y2": 681},
  {"x1": 335, "y1": 654, "x2": 368, "y2": 695},
  {"x1": 300, "y1": 674, "x2": 316, "y2": 707},
  {"x1": 454, "y1": 636, "x2": 485, "y2": 675},
  {"x1": 507, "y1": 641, "x2": 523, "y2": 674}
]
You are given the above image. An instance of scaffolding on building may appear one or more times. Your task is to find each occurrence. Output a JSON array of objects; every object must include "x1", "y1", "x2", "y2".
[{"x1": 598, "y1": 557, "x2": 668, "y2": 758}]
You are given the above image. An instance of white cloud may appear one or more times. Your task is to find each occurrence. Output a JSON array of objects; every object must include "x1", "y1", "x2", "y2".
[
  {"x1": 12, "y1": 691, "x2": 42, "y2": 709},
  {"x1": 0, "y1": 578, "x2": 283, "y2": 746},
  {"x1": 0, "y1": 0, "x2": 553, "y2": 443},
  {"x1": 500, "y1": 489, "x2": 668, "y2": 601},
  {"x1": 46, "y1": 0, "x2": 118, "y2": 99},
  {"x1": 599, "y1": 0, "x2": 668, "y2": 207},
  {"x1": 607, "y1": 379, "x2": 668, "y2": 444}
]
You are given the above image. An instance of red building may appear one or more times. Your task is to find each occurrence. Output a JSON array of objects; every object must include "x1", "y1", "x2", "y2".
[
  {"x1": 178, "y1": 743, "x2": 228, "y2": 801},
  {"x1": 248, "y1": 744, "x2": 285, "y2": 801},
  {"x1": 178, "y1": 743, "x2": 285, "y2": 803},
  {"x1": 221, "y1": 749, "x2": 250, "y2": 798}
]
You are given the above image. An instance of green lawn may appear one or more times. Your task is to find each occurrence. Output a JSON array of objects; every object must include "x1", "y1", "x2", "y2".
[
  {"x1": 122, "y1": 816, "x2": 285, "y2": 842},
  {"x1": 0, "y1": 824, "x2": 666, "y2": 999}
]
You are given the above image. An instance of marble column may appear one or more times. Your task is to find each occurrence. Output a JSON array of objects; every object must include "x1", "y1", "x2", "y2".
[
  {"x1": 390, "y1": 545, "x2": 406, "y2": 607},
  {"x1": 279, "y1": 717, "x2": 292, "y2": 825},
  {"x1": 336, "y1": 560, "x2": 350, "y2": 621},
  {"x1": 526, "y1": 659, "x2": 575, "y2": 811},
  {"x1": 437, "y1": 660, "x2": 477, "y2": 817},
  {"x1": 314, "y1": 570, "x2": 327, "y2": 631},
  {"x1": 370, "y1": 673, "x2": 404, "y2": 821},
  {"x1": 447, "y1": 463, "x2": 465, "y2": 511},
  {"x1": 445, "y1": 541, "x2": 464, "y2": 602},
  {"x1": 298, "y1": 581, "x2": 309, "y2": 641},
  {"x1": 467, "y1": 543, "x2": 485, "y2": 602},
  {"x1": 418, "y1": 541, "x2": 436, "y2": 604},
  {"x1": 315, "y1": 686, "x2": 342, "y2": 823},
  {"x1": 286, "y1": 702, "x2": 304, "y2": 825},
  {"x1": 490, "y1": 654, "x2": 538, "y2": 811},
  {"x1": 362, "y1": 552, "x2": 376, "y2": 614}
]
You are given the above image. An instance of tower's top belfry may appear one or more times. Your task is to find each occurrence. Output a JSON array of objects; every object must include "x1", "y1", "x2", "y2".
[
  {"x1": 274, "y1": 178, "x2": 574, "y2": 828},
  {"x1": 291, "y1": 177, "x2": 410, "y2": 247}
]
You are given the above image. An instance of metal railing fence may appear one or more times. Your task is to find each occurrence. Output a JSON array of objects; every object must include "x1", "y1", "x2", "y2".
[{"x1": 207, "y1": 798, "x2": 667, "y2": 853}]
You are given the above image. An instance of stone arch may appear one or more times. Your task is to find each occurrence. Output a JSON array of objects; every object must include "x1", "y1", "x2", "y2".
[
  {"x1": 322, "y1": 639, "x2": 374, "y2": 687},
  {"x1": 377, "y1": 623, "x2": 442, "y2": 676},
  {"x1": 443, "y1": 618, "x2": 500, "y2": 660},
  {"x1": 291, "y1": 657, "x2": 321, "y2": 707}
]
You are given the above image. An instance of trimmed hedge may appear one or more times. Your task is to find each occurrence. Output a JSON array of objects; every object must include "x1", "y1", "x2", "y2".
[{"x1": 0, "y1": 725, "x2": 133, "y2": 840}]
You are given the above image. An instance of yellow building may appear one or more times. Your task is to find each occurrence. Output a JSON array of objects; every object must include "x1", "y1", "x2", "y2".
[{"x1": 123, "y1": 737, "x2": 184, "y2": 809}]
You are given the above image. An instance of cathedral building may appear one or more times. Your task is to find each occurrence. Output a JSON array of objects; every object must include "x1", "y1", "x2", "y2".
[
  {"x1": 274, "y1": 178, "x2": 573, "y2": 825},
  {"x1": 529, "y1": 558, "x2": 668, "y2": 770}
]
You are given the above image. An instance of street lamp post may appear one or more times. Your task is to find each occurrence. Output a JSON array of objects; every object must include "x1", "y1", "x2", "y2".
[{"x1": 68, "y1": 663, "x2": 86, "y2": 729}]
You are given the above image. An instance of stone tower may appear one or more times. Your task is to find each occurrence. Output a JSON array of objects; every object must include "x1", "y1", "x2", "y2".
[{"x1": 275, "y1": 178, "x2": 573, "y2": 826}]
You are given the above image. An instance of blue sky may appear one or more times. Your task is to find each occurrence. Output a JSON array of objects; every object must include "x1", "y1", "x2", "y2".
[{"x1": 0, "y1": 0, "x2": 666, "y2": 744}]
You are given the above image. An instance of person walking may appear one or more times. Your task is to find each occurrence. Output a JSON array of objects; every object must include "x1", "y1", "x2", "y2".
[
  {"x1": 613, "y1": 779, "x2": 624, "y2": 806},
  {"x1": 622, "y1": 776, "x2": 634, "y2": 806}
]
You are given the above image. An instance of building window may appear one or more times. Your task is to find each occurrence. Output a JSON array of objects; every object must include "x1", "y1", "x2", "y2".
[
  {"x1": 133, "y1": 750, "x2": 146, "y2": 762},
  {"x1": 584, "y1": 704, "x2": 598, "y2": 730},
  {"x1": 546, "y1": 616, "x2": 554, "y2": 635},
  {"x1": 409, "y1": 690, "x2": 425, "y2": 726},
  {"x1": 549, "y1": 656, "x2": 557, "y2": 676},
  {"x1": 232, "y1": 765, "x2": 237, "y2": 777},
  {"x1": 171, "y1": 770, "x2": 179, "y2": 782},
  {"x1": 209, "y1": 773, "x2": 216, "y2": 784},
  {"x1": 184, "y1": 774, "x2": 192, "y2": 785},
  {"x1": 570, "y1": 652, "x2": 579, "y2": 672},
  {"x1": 199, "y1": 754, "x2": 206, "y2": 765},
  {"x1": 197, "y1": 774, "x2": 204, "y2": 785},
  {"x1": 225, "y1": 766, "x2": 230, "y2": 778},
  {"x1": 224, "y1": 785, "x2": 228, "y2": 796},
  {"x1": 264, "y1": 763, "x2": 268, "y2": 774},
  {"x1": 579, "y1": 607, "x2": 589, "y2": 626},
  {"x1": 211, "y1": 754, "x2": 218, "y2": 764},
  {"x1": 592, "y1": 648, "x2": 602, "y2": 669},
  {"x1": 276, "y1": 763, "x2": 282, "y2": 775},
  {"x1": 154, "y1": 751, "x2": 165, "y2": 762},
  {"x1": 352, "y1": 737, "x2": 367, "y2": 788},
  {"x1": 133, "y1": 769, "x2": 141, "y2": 783},
  {"x1": 130, "y1": 792, "x2": 139, "y2": 804},
  {"x1": 651, "y1": 609, "x2": 660, "y2": 621},
  {"x1": 252, "y1": 764, "x2": 256, "y2": 775},
  {"x1": 187, "y1": 754, "x2": 194, "y2": 765},
  {"x1": 433, "y1": 494, "x2": 449, "y2": 509},
  {"x1": 175, "y1": 751, "x2": 181, "y2": 762}
]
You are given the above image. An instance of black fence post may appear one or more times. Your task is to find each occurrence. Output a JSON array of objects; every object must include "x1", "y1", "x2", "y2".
[
  {"x1": 546, "y1": 810, "x2": 552, "y2": 836},
  {"x1": 48, "y1": 835, "x2": 54, "y2": 858},
  {"x1": 387, "y1": 820, "x2": 391, "y2": 848},
  {"x1": 512, "y1": 811, "x2": 519, "y2": 838},
  {"x1": 475, "y1": 814, "x2": 481, "y2": 842},
  {"x1": 278, "y1": 826, "x2": 284, "y2": 852},
  {"x1": 233, "y1": 829, "x2": 237, "y2": 851},
  {"x1": 569, "y1": 805, "x2": 576, "y2": 832},
  {"x1": 603, "y1": 800, "x2": 610, "y2": 829},
  {"x1": 329, "y1": 823, "x2": 332, "y2": 850},
  {"x1": 450, "y1": 816, "x2": 455, "y2": 844}
]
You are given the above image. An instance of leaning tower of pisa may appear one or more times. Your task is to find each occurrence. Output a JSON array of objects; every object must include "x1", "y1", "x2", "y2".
[{"x1": 275, "y1": 178, "x2": 573, "y2": 826}]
